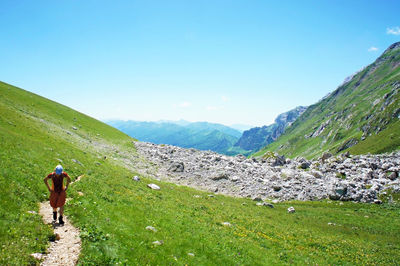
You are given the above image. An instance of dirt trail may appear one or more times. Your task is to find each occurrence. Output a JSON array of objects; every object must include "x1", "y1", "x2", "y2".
[{"x1": 38, "y1": 175, "x2": 84, "y2": 265}]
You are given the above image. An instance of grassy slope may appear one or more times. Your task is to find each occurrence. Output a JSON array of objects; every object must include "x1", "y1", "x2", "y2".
[
  {"x1": 255, "y1": 44, "x2": 400, "y2": 159},
  {"x1": 1, "y1": 81, "x2": 400, "y2": 264}
]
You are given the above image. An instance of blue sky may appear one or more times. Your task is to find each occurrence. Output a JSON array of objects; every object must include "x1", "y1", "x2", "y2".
[{"x1": 1, "y1": 1, "x2": 399, "y2": 126}]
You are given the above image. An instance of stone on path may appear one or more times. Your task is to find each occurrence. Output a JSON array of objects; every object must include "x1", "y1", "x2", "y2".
[{"x1": 147, "y1": 183, "x2": 160, "y2": 190}]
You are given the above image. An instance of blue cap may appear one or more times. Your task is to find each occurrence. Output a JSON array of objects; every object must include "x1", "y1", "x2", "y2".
[{"x1": 55, "y1": 165, "x2": 63, "y2": 175}]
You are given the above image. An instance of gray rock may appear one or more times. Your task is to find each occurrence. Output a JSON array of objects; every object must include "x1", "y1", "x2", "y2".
[
  {"x1": 321, "y1": 152, "x2": 333, "y2": 161},
  {"x1": 387, "y1": 172, "x2": 397, "y2": 180},
  {"x1": 373, "y1": 199, "x2": 382, "y2": 204},
  {"x1": 132, "y1": 176, "x2": 140, "y2": 181},
  {"x1": 146, "y1": 226, "x2": 157, "y2": 232},
  {"x1": 287, "y1": 206, "x2": 295, "y2": 213},
  {"x1": 272, "y1": 155, "x2": 286, "y2": 166},
  {"x1": 152, "y1": 240, "x2": 163, "y2": 246},
  {"x1": 72, "y1": 159, "x2": 83, "y2": 166},
  {"x1": 30, "y1": 253, "x2": 43, "y2": 260},
  {"x1": 273, "y1": 185, "x2": 282, "y2": 191},
  {"x1": 147, "y1": 183, "x2": 160, "y2": 190},
  {"x1": 211, "y1": 172, "x2": 229, "y2": 181},
  {"x1": 168, "y1": 162, "x2": 184, "y2": 172}
]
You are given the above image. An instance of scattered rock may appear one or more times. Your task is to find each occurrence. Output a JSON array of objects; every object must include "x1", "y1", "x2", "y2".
[
  {"x1": 168, "y1": 162, "x2": 184, "y2": 172},
  {"x1": 188, "y1": 253, "x2": 195, "y2": 257},
  {"x1": 387, "y1": 172, "x2": 397, "y2": 180},
  {"x1": 72, "y1": 126, "x2": 78, "y2": 130},
  {"x1": 147, "y1": 184, "x2": 160, "y2": 190},
  {"x1": 132, "y1": 176, "x2": 140, "y2": 181},
  {"x1": 146, "y1": 226, "x2": 157, "y2": 232},
  {"x1": 30, "y1": 253, "x2": 43, "y2": 260},
  {"x1": 27, "y1": 210, "x2": 37, "y2": 214},
  {"x1": 287, "y1": 206, "x2": 295, "y2": 213},
  {"x1": 272, "y1": 155, "x2": 286, "y2": 166},
  {"x1": 252, "y1": 197, "x2": 262, "y2": 202},
  {"x1": 77, "y1": 192, "x2": 84, "y2": 196},
  {"x1": 273, "y1": 186, "x2": 282, "y2": 192},
  {"x1": 71, "y1": 159, "x2": 83, "y2": 166},
  {"x1": 264, "y1": 203, "x2": 274, "y2": 208},
  {"x1": 222, "y1": 222, "x2": 231, "y2": 227},
  {"x1": 152, "y1": 240, "x2": 163, "y2": 246},
  {"x1": 373, "y1": 199, "x2": 382, "y2": 204},
  {"x1": 211, "y1": 172, "x2": 229, "y2": 181},
  {"x1": 257, "y1": 202, "x2": 274, "y2": 208},
  {"x1": 321, "y1": 152, "x2": 333, "y2": 162}
]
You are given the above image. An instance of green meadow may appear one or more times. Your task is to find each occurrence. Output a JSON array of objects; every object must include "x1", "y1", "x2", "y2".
[{"x1": 1, "y1": 81, "x2": 399, "y2": 265}]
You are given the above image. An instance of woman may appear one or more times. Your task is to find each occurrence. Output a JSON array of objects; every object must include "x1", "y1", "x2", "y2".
[{"x1": 43, "y1": 165, "x2": 71, "y2": 225}]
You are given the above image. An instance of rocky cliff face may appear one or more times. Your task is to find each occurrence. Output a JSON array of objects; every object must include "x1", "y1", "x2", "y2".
[
  {"x1": 133, "y1": 142, "x2": 400, "y2": 203},
  {"x1": 256, "y1": 42, "x2": 400, "y2": 159},
  {"x1": 234, "y1": 106, "x2": 307, "y2": 152}
]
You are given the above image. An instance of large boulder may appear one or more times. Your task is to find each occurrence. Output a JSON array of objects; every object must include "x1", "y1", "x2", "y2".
[{"x1": 168, "y1": 162, "x2": 184, "y2": 172}]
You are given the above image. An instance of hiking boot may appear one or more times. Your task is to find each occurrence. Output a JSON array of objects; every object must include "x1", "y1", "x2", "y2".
[
  {"x1": 53, "y1": 211, "x2": 57, "y2": 221},
  {"x1": 58, "y1": 215, "x2": 64, "y2": 225}
]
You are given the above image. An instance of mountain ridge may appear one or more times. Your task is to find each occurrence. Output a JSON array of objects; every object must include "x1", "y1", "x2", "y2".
[
  {"x1": 255, "y1": 42, "x2": 400, "y2": 159},
  {"x1": 234, "y1": 106, "x2": 307, "y2": 153}
]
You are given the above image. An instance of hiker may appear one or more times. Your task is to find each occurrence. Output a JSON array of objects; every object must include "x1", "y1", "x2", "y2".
[{"x1": 43, "y1": 165, "x2": 71, "y2": 225}]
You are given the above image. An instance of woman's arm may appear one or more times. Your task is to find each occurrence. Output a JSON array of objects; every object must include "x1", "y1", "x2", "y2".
[
  {"x1": 64, "y1": 173, "x2": 72, "y2": 191},
  {"x1": 43, "y1": 175, "x2": 53, "y2": 192}
]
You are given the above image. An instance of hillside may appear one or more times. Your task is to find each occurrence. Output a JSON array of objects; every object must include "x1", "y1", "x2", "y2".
[
  {"x1": 234, "y1": 106, "x2": 307, "y2": 154},
  {"x1": 255, "y1": 42, "x2": 400, "y2": 159},
  {"x1": 106, "y1": 120, "x2": 241, "y2": 155},
  {"x1": 1, "y1": 81, "x2": 399, "y2": 265}
]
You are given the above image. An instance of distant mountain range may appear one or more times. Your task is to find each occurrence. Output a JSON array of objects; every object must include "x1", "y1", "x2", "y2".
[
  {"x1": 106, "y1": 107, "x2": 305, "y2": 156},
  {"x1": 105, "y1": 120, "x2": 243, "y2": 155},
  {"x1": 255, "y1": 42, "x2": 400, "y2": 159}
]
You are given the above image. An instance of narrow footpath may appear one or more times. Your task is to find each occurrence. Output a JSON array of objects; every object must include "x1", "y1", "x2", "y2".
[{"x1": 38, "y1": 175, "x2": 84, "y2": 265}]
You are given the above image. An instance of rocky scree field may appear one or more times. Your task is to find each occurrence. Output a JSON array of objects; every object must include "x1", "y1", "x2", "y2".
[{"x1": 134, "y1": 142, "x2": 400, "y2": 203}]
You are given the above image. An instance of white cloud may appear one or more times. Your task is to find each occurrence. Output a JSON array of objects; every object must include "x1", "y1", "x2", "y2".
[
  {"x1": 221, "y1": 95, "x2": 229, "y2": 102},
  {"x1": 206, "y1": 106, "x2": 218, "y2": 111},
  {"x1": 387, "y1": 26, "x2": 400, "y2": 35},
  {"x1": 368, "y1": 46, "x2": 378, "y2": 52}
]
